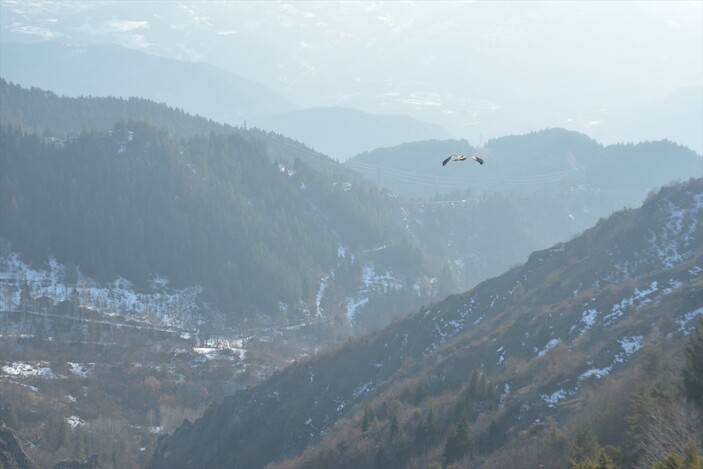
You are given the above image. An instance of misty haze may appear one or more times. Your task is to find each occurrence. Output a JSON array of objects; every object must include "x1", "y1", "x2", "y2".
[{"x1": 0, "y1": 1, "x2": 701, "y2": 468}]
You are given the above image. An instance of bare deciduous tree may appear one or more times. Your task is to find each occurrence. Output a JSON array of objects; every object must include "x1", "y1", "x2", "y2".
[{"x1": 635, "y1": 398, "x2": 703, "y2": 469}]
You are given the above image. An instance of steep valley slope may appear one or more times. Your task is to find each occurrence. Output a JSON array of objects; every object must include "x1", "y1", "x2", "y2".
[{"x1": 149, "y1": 179, "x2": 702, "y2": 468}]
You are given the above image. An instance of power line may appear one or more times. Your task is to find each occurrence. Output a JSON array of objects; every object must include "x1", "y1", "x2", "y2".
[
  {"x1": 347, "y1": 160, "x2": 581, "y2": 188},
  {"x1": 246, "y1": 128, "x2": 583, "y2": 190}
]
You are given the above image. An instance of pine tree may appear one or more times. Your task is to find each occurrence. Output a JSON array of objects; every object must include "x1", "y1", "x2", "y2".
[
  {"x1": 569, "y1": 449, "x2": 615, "y2": 469},
  {"x1": 596, "y1": 449, "x2": 615, "y2": 469},
  {"x1": 72, "y1": 428, "x2": 88, "y2": 459},
  {"x1": 444, "y1": 424, "x2": 459, "y2": 463},
  {"x1": 444, "y1": 416, "x2": 471, "y2": 464},
  {"x1": 625, "y1": 386, "x2": 658, "y2": 465},
  {"x1": 70, "y1": 288, "x2": 80, "y2": 316},
  {"x1": 570, "y1": 428, "x2": 601, "y2": 467},
  {"x1": 683, "y1": 318, "x2": 703, "y2": 410},
  {"x1": 362, "y1": 405, "x2": 374, "y2": 433},
  {"x1": 19, "y1": 281, "x2": 32, "y2": 318},
  {"x1": 389, "y1": 411, "x2": 400, "y2": 440},
  {"x1": 479, "y1": 418, "x2": 505, "y2": 453},
  {"x1": 44, "y1": 414, "x2": 69, "y2": 451},
  {"x1": 415, "y1": 409, "x2": 435, "y2": 450},
  {"x1": 374, "y1": 442, "x2": 389, "y2": 469},
  {"x1": 386, "y1": 400, "x2": 403, "y2": 440},
  {"x1": 467, "y1": 370, "x2": 480, "y2": 398},
  {"x1": 424, "y1": 409, "x2": 436, "y2": 447}
]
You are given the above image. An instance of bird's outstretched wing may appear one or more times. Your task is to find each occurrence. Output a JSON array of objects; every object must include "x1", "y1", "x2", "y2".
[
  {"x1": 471, "y1": 155, "x2": 484, "y2": 165},
  {"x1": 441, "y1": 155, "x2": 452, "y2": 166}
]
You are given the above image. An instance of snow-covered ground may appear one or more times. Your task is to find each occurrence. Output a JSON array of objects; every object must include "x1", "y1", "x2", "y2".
[
  {"x1": 345, "y1": 263, "x2": 405, "y2": 325},
  {"x1": 0, "y1": 248, "x2": 251, "y2": 363},
  {"x1": 2, "y1": 361, "x2": 55, "y2": 379},
  {"x1": 193, "y1": 336, "x2": 246, "y2": 361},
  {"x1": 0, "y1": 250, "x2": 202, "y2": 329},
  {"x1": 68, "y1": 362, "x2": 94, "y2": 378},
  {"x1": 537, "y1": 338, "x2": 562, "y2": 357},
  {"x1": 541, "y1": 334, "x2": 646, "y2": 408},
  {"x1": 66, "y1": 415, "x2": 85, "y2": 429},
  {"x1": 677, "y1": 307, "x2": 703, "y2": 335},
  {"x1": 1, "y1": 361, "x2": 95, "y2": 380}
]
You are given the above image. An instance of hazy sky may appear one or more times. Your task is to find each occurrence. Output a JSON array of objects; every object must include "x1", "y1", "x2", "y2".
[{"x1": 1, "y1": 0, "x2": 702, "y2": 148}]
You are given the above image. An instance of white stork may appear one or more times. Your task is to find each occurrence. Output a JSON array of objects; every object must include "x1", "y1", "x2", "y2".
[{"x1": 442, "y1": 154, "x2": 484, "y2": 166}]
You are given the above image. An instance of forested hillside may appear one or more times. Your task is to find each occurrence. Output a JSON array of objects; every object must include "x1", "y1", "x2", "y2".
[
  {"x1": 0, "y1": 78, "x2": 229, "y2": 137},
  {"x1": 3, "y1": 80, "x2": 699, "y2": 332},
  {"x1": 150, "y1": 179, "x2": 703, "y2": 469},
  {"x1": 0, "y1": 121, "x2": 423, "y2": 320},
  {"x1": 2, "y1": 5, "x2": 701, "y2": 469},
  {"x1": 254, "y1": 106, "x2": 453, "y2": 162},
  {"x1": 347, "y1": 128, "x2": 702, "y2": 202},
  {"x1": 2, "y1": 78, "x2": 701, "y2": 469},
  {"x1": 0, "y1": 78, "x2": 361, "y2": 180}
]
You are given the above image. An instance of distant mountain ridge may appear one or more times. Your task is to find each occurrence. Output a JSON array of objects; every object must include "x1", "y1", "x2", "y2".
[
  {"x1": 0, "y1": 41, "x2": 297, "y2": 124},
  {"x1": 0, "y1": 78, "x2": 229, "y2": 137},
  {"x1": 1, "y1": 41, "x2": 454, "y2": 163},
  {"x1": 0, "y1": 78, "x2": 360, "y2": 180},
  {"x1": 254, "y1": 106, "x2": 454, "y2": 162},
  {"x1": 2, "y1": 80, "x2": 700, "y2": 334},
  {"x1": 346, "y1": 128, "x2": 702, "y2": 200},
  {"x1": 149, "y1": 178, "x2": 702, "y2": 468},
  {"x1": 591, "y1": 85, "x2": 703, "y2": 156}
]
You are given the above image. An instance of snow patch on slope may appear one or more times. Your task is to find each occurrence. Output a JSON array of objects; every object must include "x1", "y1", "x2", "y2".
[
  {"x1": 345, "y1": 264, "x2": 403, "y2": 325},
  {"x1": 677, "y1": 307, "x2": 703, "y2": 335},
  {"x1": 603, "y1": 282, "x2": 658, "y2": 325},
  {"x1": 0, "y1": 250, "x2": 202, "y2": 329},
  {"x1": 68, "y1": 362, "x2": 94, "y2": 378},
  {"x1": 537, "y1": 338, "x2": 561, "y2": 357},
  {"x1": 2, "y1": 361, "x2": 55, "y2": 378},
  {"x1": 542, "y1": 335, "x2": 645, "y2": 407}
]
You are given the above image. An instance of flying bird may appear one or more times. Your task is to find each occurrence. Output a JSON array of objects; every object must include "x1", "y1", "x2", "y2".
[{"x1": 442, "y1": 154, "x2": 484, "y2": 166}]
